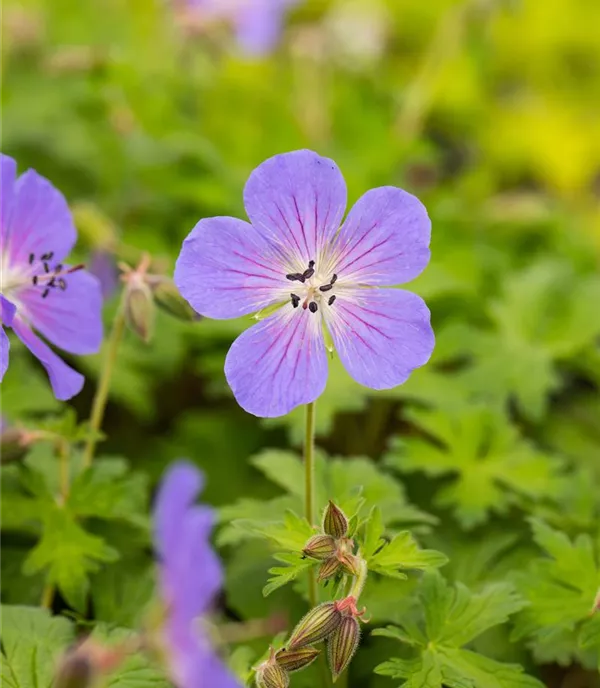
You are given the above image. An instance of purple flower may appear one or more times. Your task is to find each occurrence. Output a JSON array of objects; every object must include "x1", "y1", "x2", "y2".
[
  {"x1": 0, "y1": 154, "x2": 102, "y2": 400},
  {"x1": 184, "y1": 0, "x2": 298, "y2": 56},
  {"x1": 175, "y1": 150, "x2": 434, "y2": 418},
  {"x1": 153, "y1": 461, "x2": 241, "y2": 688}
]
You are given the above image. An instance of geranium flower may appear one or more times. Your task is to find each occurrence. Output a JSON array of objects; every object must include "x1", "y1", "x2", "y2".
[
  {"x1": 182, "y1": 0, "x2": 298, "y2": 56},
  {"x1": 153, "y1": 461, "x2": 241, "y2": 688},
  {"x1": 175, "y1": 149, "x2": 434, "y2": 418},
  {"x1": 0, "y1": 154, "x2": 102, "y2": 400}
]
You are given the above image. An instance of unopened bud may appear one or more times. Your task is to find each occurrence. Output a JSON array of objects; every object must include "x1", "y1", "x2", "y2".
[
  {"x1": 256, "y1": 663, "x2": 289, "y2": 688},
  {"x1": 317, "y1": 557, "x2": 342, "y2": 582},
  {"x1": 288, "y1": 602, "x2": 342, "y2": 650},
  {"x1": 125, "y1": 279, "x2": 155, "y2": 342},
  {"x1": 153, "y1": 280, "x2": 198, "y2": 322},
  {"x1": 54, "y1": 654, "x2": 93, "y2": 688},
  {"x1": 72, "y1": 202, "x2": 118, "y2": 251},
  {"x1": 303, "y1": 534, "x2": 336, "y2": 560},
  {"x1": 275, "y1": 646, "x2": 320, "y2": 672},
  {"x1": 327, "y1": 616, "x2": 360, "y2": 682},
  {"x1": 323, "y1": 501, "x2": 348, "y2": 539},
  {"x1": 338, "y1": 553, "x2": 361, "y2": 577}
]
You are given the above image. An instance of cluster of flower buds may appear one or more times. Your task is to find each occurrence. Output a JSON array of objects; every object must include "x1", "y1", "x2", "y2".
[
  {"x1": 302, "y1": 501, "x2": 361, "y2": 583},
  {"x1": 258, "y1": 594, "x2": 366, "y2": 686},
  {"x1": 54, "y1": 638, "x2": 130, "y2": 688},
  {"x1": 120, "y1": 253, "x2": 198, "y2": 343}
]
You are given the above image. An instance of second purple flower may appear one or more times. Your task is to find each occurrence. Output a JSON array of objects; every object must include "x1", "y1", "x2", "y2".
[{"x1": 175, "y1": 150, "x2": 434, "y2": 418}]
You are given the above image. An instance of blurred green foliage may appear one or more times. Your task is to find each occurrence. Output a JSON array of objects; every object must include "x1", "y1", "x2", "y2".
[{"x1": 1, "y1": 0, "x2": 600, "y2": 686}]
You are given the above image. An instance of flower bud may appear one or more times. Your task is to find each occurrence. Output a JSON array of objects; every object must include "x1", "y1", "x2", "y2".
[
  {"x1": 54, "y1": 654, "x2": 93, "y2": 688},
  {"x1": 323, "y1": 501, "x2": 348, "y2": 539},
  {"x1": 275, "y1": 646, "x2": 320, "y2": 672},
  {"x1": 317, "y1": 557, "x2": 342, "y2": 582},
  {"x1": 124, "y1": 279, "x2": 155, "y2": 342},
  {"x1": 303, "y1": 534, "x2": 336, "y2": 560},
  {"x1": 153, "y1": 280, "x2": 198, "y2": 322},
  {"x1": 327, "y1": 616, "x2": 360, "y2": 682},
  {"x1": 256, "y1": 663, "x2": 289, "y2": 688},
  {"x1": 288, "y1": 602, "x2": 342, "y2": 649},
  {"x1": 338, "y1": 553, "x2": 361, "y2": 577}
]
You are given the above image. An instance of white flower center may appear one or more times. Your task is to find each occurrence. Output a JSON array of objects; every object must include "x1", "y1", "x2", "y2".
[{"x1": 286, "y1": 260, "x2": 338, "y2": 314}]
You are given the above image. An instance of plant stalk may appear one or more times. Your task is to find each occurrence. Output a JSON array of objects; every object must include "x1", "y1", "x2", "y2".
[
  {"x1": 304, "y1": 401, "x2": 318, "y2": 608},
  {"x1": 82, "y1": 293, "x2": 127, "y2": 468}
]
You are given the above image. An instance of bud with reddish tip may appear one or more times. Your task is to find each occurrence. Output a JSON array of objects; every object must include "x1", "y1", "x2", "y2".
[
  {"x1": 275, "y1": 646, "x2": 320, "y2": 672},
  {"x1": 323, "y1": 501, "x2": 348, "y2": 539},
  {"x1": 124, "y1": 277, "x2": 155, "y2": 343},
  {"x1": 288, "y1": 602, "x2": 343, "y2": 649},
  {"x1": 256, "y1": 662, "x2": 289, "y2": 688},
  {"x1": 303, "y1": 534, "x2": 337, "y2": 560},
  {"x1": 317, "y1": 557, "x2": 342, "y2": 582},
  {"x1": 327, "y1": 616, "x2": 361, "y2": 682},
  {"x1": 54, "y1": 654, "x2": 93, "y2": 688}
]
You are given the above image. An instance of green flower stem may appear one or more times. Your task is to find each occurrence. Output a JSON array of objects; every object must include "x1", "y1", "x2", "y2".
[
  {"x1": 349, "y1": 558, "x2": 368, "y2": 600},
  {"x1": 40, "y1": 582, "x2": 54, "y2": 609},
  {"x1": 58, "y1": 438, "x2": 70, "y2": 503},
  {"x1": 82, "y1": 293, "x2": 127, "y2": 468},
  {"x1": 304, "y1": 401, "x2": 318, "y2": 609}
]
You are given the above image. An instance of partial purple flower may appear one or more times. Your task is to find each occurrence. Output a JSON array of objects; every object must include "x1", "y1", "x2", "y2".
[
  {"x1": 0, "y1": 154, "x2": 103, "y2": 400},
  {"x1": 89, "y1": 250, "x2": 118, "y2": 301},
  {"x1": 182, "y1": 0, "x2": 298, "y2": 56},
  {"x1": 153, "y1": 461, "x2": 241, "y2": 688},
  {"x1": 175, "y1": 149, "x2": 434, "y2": 418}
]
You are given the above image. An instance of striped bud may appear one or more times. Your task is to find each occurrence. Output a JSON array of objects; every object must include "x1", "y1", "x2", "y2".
[
  {"x1": 288, "y1": 602, "x2": 342, "y2": 649},
  {"x1": 338, "y1": 553, "x2": 361, "y2": 577},
  {"x1": 256, "y1": 663, "x2": 289, "y2": 688},
  {"x1": 303, "y1": 534, "x2": 337, "y2": 560},
  {"x1": 323, "y1": 501, "x2": 348, "y2": 539},
  {"x1": 317, "y1": 557, "x2": 342, "y2": 582},
  {"x1": 153, "y1": 280, "x2": 198, "y2": 322},
  {"x1": 327, "y1": 616, "x2": 361, "y2": 682},
  {"x1": 55, "y1": 654, "x2": 93, "y2": 688},
  {"x1": 124, "y1": 279, "x2": 155, "y2": 343},
  {"x1": 275, "y1": 646, "x2": 320, "y2": 672}
]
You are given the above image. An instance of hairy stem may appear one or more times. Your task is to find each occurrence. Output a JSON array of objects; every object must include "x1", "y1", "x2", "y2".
[
  {"x1": 304, "y1": 401, "x2": 318, "y2": 608},
  {"x1": 58, "y1": 439, "x2": 70, "y2": 503},
  {"x1": 82, "y1": 293, "x2": 127, "y2": 468}
]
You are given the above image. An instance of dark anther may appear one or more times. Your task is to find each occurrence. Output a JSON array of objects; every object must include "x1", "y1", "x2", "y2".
[
  {"x1": 302, "y1": 267, "x2": 315, "y2": 279},
  {"x1": 29, "y1": 253, "x2": 35, "y2": 264},
  {"x1": 48, "y1": 277, "x2": 56, "y2": 288},
  {"x1": 290, "y1": 293, "x2": 300, "y2": 308},
  {"x1": 286, "y1": 272, "x2": 305, "y2": 282},
  {"x1": 42, "y1": 288, "x2": 50, "y2": 298},
  {"x1": 32, "y1": 275, "x2": 38, "y2": 286},
  {"x1": 331, "y1": 274, "x2": 338, "y2": 285},
  {"x1": 54, "y1": 264, "x2": 63, "y2": 274},
  {"x1": 328, "y1": 295, "x2": 336, "y2": 306},
  {"x1": 308, "y1": 260, "x2": 315, "y2": 269},
  {"x1": 40, "y1": 252, "x2": 54, "y2": 261},
  {"x1": 58, "y1": 278, "x2": 67, "y2": 290},
  {"x1": 319, "y1": 283, "x2": 333, "y2": 292},
  {"x1": 43, "y1": 262, "x2": 50, "y2": 273},
  {"x1": 309, "y1": 301, "x2": 318, "y2": 314}
]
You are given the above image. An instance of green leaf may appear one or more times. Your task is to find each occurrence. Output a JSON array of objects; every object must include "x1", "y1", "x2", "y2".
[
  {"x1": 263, "y1": 552, "x2": 315, "y2": 597},
  {"x1": 386, "y1": 406, "x2": 565, "y2": 529},
  {"x1": 68, "y1": 457, "x2": 149, "y2": 529},
  {"x1": 23, "y1": 505, "x2": 119, "y2": 611},
  {"x1": 1, "y1": 605, "x2": 74, "y2": 688},
  {"x1": 363, "y1": 512, "x2": 447, "y2": 579},
  {"x1": 374, "y1": 572, "x2": 541, "y2": 688}
]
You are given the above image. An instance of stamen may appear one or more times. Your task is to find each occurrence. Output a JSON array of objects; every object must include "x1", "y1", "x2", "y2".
[
  {"x1": 54, "y1": 264, "x2": 63, "y2": 274},
  {"x1": 43, "y1": 262, "x2": 50, "y2": 273},
  {"x1": 302, "y1": 267, "x2": 315, "y2": 279},
  {"x1": 331, "y1": 274, "x2": 338, "y2": 285},
  {"x1": 286, "y1": 273, "x2": 306, "y2": 283},
  {"x1": 58, "y1": 278, "x2": 67, "y2": 290},
  {"x1": 308, "y1": 260, "x2": 315, "y2": 269},
  {"x1": 29, "y1": 253, "x2": 35, "y2": 264},
  {"x1": 32, "y1": 275, "x2": 38, "y2": 285},
  {"x1": 290, "y1": 293, "x2": 300, "y2": 308},
  {"x1": 328, "y1": 295, "x2": 336, "y2": 306},
  {"x1": 309, "y1": 302, "x2": 318, "y2": 313},
  {"x1": 42, "y1": 288, "x2": 50, "y2": 298},
  {"x1": 319, "y1": 284, "x2": 333, "y2": 292},
  {"x1": 40, "y1": 252, "x2": 54, "y2": 261},
  {"x1": 48, "y1": 277, "x2": 56, "y2": 288}
]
